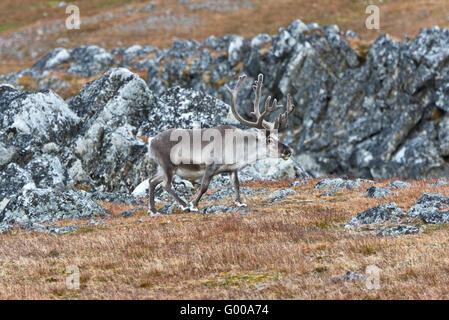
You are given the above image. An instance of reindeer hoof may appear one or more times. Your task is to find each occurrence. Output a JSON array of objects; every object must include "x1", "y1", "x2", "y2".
[
  {"x1": 179, "y1": 203, "x2": 199, "y2": 213},
  {"x1": 188, "y1": 203, "x2": 199, "y2": 212},
  {"x1": 147, "y1": 209, "x2": 159, "y2": 216},
  {"x1": 179, "y1": 204, "x2": 189, "y2": 212},
  {"x1": 235, "y1": 201, "x2": 248, "y2": 208}
]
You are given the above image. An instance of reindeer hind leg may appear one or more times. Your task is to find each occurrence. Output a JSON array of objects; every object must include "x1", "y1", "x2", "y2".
[{"x1": 148, "y1": 169, "x2": 164, "y2": 215}]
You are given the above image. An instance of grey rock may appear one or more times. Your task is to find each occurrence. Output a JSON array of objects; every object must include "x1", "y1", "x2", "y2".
[
  {"x1": 389, "y1": 180, "x2": 411, "y2": 189},
  {"x1": 314, "y1": 178, "x2": 361, "y2": 193},
  {"x1": 88, "y1": 219, "x2": 104, "y2": 226},
  {"x1": 25, "y1": 155, "x2": 73, "y2": 190},
  {"x1": 2, "y1": 21, "x2": 449, "y2": 198},
  {"x1": 0, "y1": 188, "x2": 106, "y2": 225},
  {"x1": 187, "y1": 0, "x2": 252, "y2": 12},
  {"x1": 375, "y1": 225, "x2": 422, "y2": 236},
  {"x1": 356, "y1": 178, "x2": 375, "y2": 184},
  {"x1": 67, "y1": 45, "x2": 115, "y2": 77},
  {"x1": 346, "y1": 202, "x2": 404, "y2": 227},
  {"x1": 407, "y1": 192, "x2": 449, "y2": 218},
  {"x1": 228, "y1": 36, "x2": 247, "y2": 67},
  {"x1": 121, "y1": 208, "x2": 139, "y2": 217},
  {"x1": 159, "y1": 204, "x2": 175, "y2": 214},
  {"x1": 32, "y1": 48, "x2": 71, "y2": 71},
  {"x1": 250, "y1": 34, "x2": 271, "y2": 48},
  {"x1": 319, "y1": 191, "x2": 335, "y2": 198},
  {"x1": 290, "y1": 179, "x2": 308, "y2": 187},
  {"x1": 204, "y1": 186, "x2": 269, "y2": 201},
  {"x1": 0, "y1": 222, "x2": 11, "y2": 233},
  {"x1": 287, "y1": 19, "x2": 309, "y2": 40},
  {"x1": 341, "y1": 271, "x2": 365, "y2": 282},
  {"x1": 240, "y1": 157, "x2": 309, "y2": 183},
  {"x1": 428, "y1": 179, "x2": 449, "y2": 187},
  {"x1": 145, "y1": 85, "x2": 230, "y2": 135},
  {"x1": 90, "y1": 191, "x2": 145, "y2": 205},
  {"x1": 50, "y1": 225, "x2": 78, "y2": 234},
  {"x1": 419, "y1": 208, "x2": 449, "y2": 224},
  {"x1": 0, "y1": 163, "x2": 35, "y2": 201},
  {"x1": 266, "y1": 188, "x2": 296, "y2": 203},
  {"x1": 0, "y1": 86, "x2": 80, "y2": 168},
  {"x1": 19, "y1": 222, "x2": 79, "y2": 234},
  {"x1": 68, "y1": 68, "x2": 157, "y2": 192},
  {"x1": 201, "y1": 204, "x2": 239, "y2": 214},
  {"x1": 314, "y1": 178, "x2": 345, "y2": 189},
  {"x1": 416, "y1": 192, "x2": 449, "y2": 206},
  {"x1": 365, "y1": 186, "x2": 394, "y2": 198}
]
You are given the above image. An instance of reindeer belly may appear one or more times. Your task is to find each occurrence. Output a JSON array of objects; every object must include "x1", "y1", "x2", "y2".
[{"x1": 175, "y1": 165, "x2": 205, "y2": 180}]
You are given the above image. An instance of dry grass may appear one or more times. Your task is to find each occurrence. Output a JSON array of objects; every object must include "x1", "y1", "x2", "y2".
[
  {"x1": 1, "y1": 178, "x2": 449, "y2": 299},
  {"x1": 1, "y1": 0, "x2": 449, "y2": 75}
]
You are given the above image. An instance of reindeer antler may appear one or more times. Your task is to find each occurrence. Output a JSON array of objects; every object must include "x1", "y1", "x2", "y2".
[{"x1": 225, "y1": 74, "x2": 295, "y2": 131}]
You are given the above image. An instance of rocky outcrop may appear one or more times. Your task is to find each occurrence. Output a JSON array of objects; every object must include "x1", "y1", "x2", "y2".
[{"x1": 3, "y1": 20, "x2": 449, "y2": 179}]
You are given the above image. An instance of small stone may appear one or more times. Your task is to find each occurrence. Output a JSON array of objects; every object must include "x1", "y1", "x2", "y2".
[
  {"x1": 159, "y1": 204, "x2": 175, "y2": 215},
  {"x1": 290, "y1": 180, "x2": 306, "y2": 187},
  {"x1": 121, "y1": 208, "x2": 139, "y2": 217},
  {"x1": 266, "y1": 188, "x2": 296, "y2": 203},
  {"x1": 389, "y1": 180, "x2": 411, "y2": 189},
  {"x1": 428, "y1": 180, "x2": 449, "y2": 187},
  {"x1": 365, "y1": 186, "x2": 394, "y2": 198},
  {"x1": 341, "y1": 271, "x2": 365, "y2": 282}
]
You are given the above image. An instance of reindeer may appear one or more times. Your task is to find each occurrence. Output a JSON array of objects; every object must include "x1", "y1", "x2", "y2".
[{"x1": 147, "y1": 74, "x2": 295, "y2": 215}]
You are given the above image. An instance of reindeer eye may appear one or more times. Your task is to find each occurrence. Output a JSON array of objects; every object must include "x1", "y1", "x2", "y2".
[{"x1": 267, "y1": 137, "x2": 273, "y2": 144}]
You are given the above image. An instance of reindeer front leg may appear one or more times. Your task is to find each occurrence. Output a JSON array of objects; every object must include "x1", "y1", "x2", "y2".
[
  {"x1": 190, "y1": 165, "x2": 217, "y2": 212},
  {"x1": 231, "y1": 171, "x2": 247, "y2": 207}
]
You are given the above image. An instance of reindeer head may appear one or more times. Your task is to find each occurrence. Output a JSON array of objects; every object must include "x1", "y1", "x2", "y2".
[{"x1": 225, "y1": 74, "x2": 295, "y2": 161}]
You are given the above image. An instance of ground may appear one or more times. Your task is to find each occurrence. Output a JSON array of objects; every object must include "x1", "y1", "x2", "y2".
[
  {"x1": 1, "y1": 178, "x2": 449, "y2": 299},
  {"x1": 1, "y1": 0, "x2": 449, "y2": 74}
]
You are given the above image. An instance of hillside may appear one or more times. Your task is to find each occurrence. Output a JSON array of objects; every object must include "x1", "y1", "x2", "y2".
[{"x1": 1, "y1": 0, "x2": 449, "y2": 75}]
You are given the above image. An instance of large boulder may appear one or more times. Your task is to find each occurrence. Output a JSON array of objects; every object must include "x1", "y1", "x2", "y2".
[
  {"x1": 407, "y1": 192, "x2": 449, "y2": 220},
  {"x1": 0, "y1": 85, "x2": 80, "y2": 171},
  {"x1": 67, "y1": 68, "x2": 157, "y2": 192},
  {"x1": 346, "y1": 202, "x2": 404, "y2": 227},
  {"x1": 0, "y1": 162, "x2": 105, "y2": 229},
  {"x1": 0, "y1": 188, "x2": 106, "y2": 225}
]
